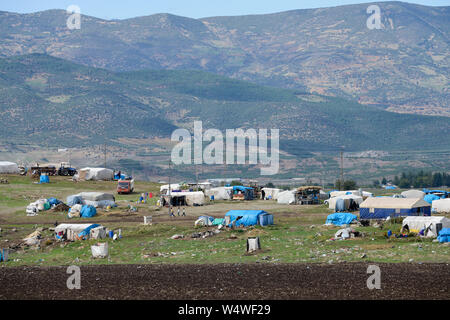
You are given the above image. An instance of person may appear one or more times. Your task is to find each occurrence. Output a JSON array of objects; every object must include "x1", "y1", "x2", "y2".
[
  {"x1": 117, "y1": 170, "x2": 121, "y2": 179},
  {"x1": 177, "y1": 207, "x2": 180, "y2": 216},
  {"x1": 169, "y1": 207, "x2": 175, "y2": 217},
  {"x1": 182, "y1": 207, "x2": 186, "y2": 216}
]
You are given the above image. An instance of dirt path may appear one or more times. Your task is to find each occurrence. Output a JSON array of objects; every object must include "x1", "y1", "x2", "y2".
[{"x1": 0, "y1": 263, "x2": 448, "y2": 300}]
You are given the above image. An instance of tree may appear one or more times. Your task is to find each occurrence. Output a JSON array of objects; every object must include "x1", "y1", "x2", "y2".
[
  {"x1": 335, "y1": 179, "x2": 357, "y2": 191},
  {"x1": 381, "y1": 177, "x2": 387, "y2": 185},
  {"x1": 372, "y1": 180, "x2": 380, "y2": 187},
  {"x1": 265, "y1": 182, "x2": 275, "y2": 188}
]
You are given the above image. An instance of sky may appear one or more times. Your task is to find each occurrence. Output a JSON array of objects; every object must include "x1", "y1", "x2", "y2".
[{"x1": 0, "y1": 0, "x2": 449, "y2": 19}]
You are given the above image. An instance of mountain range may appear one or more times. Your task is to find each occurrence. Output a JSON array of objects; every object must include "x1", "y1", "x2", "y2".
[
  {"x1": 0, "y1": 1, "x2": 448, "y2": 116},
  {"x1": 0, "y1": 53, "x2": 449, "y2": 154}
]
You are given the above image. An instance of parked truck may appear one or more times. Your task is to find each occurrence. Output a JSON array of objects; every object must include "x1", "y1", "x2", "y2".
[{"x1": 117, "y1": 178, "x2": 135, "y2": 194}]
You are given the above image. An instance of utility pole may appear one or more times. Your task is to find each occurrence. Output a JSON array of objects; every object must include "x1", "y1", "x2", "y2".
[
  {"x1": 168, "y1": 160, "x2": 172, "y2": 216},
  {"x1": 340, "y1": 151, "x2": 344, "y2": 191},
  {"x1": 104, "y1": 143, "x2": 107, "y2": 168},
  {"x1": 195, "y1": 165, "x2": 199, "y2": 191}
]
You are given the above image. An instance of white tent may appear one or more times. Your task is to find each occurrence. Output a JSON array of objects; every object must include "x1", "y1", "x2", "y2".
[
  {"x1": 74, "y1": 192, "x2": 116, "y2": 208},
  {"x1": 0, "y1": 161, "x2": 19, "y2": 174},
  {"x1": 330, "y1": 191, "x2": 347, "y2": 198},
  {"x1": 54, "y1": 223, "x2": 106, "y2": 241},
  {"x1": 164, "y1": 191, "x2": 206, "y2": 206},
  {"x1": 360, "y1": 197, "x2": 430, "y2": 209},
  {"x1": 79, "y1": 168, "x2": 113, "y2": 181},
  {"x1": 160, "y1": 184, "x2": 181, "y2": 194},
  {"x1": 432, "y1": 199, "x2": 450, "y2": 213},
  {"x1": 402, "y1": 216, "x2": 450, "y2": 237},
  {"x1": 330, "y1": 190, "x2": 371, "y2": 198},
  {"x1": 401, "y1": 189, "x2": 425, "y2": 199},
  {"x1": 326, "y1": 194, "x2": 363, "y2": 210},
  {"x1": 205, "y1": 187, "x2": 232, "y2": 200},
  {"x1": 319, "y1": 190, "x2": 329, "y2": 200},
  {"x1": 261, "y1": 187, "x2": 282, "y2": 200},
  {"x1": 277, "y1": 190, "x2": 296, "y2": 204}
]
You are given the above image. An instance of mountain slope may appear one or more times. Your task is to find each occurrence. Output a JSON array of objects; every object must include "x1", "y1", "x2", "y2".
[
  {"x1": 0, "y1": 2, "x2": 448, "y2": 116},
  {"x1": 0, "y1": 54, "x2": 449, "y2": 152}
]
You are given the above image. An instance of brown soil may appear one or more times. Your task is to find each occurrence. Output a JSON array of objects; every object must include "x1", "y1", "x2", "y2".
[{"x1": 0, "y1": 263, "x2": 448, "y2": 300}]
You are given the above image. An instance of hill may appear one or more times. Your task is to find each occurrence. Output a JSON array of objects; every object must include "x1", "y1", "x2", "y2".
[{"x1": 0, "y1": 2, "x2": 448, "y2": 116}]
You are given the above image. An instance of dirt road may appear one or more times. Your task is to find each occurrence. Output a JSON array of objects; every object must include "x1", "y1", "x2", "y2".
[{"x1": 0, "y1": 263, "x2": 448, "y2": 300}]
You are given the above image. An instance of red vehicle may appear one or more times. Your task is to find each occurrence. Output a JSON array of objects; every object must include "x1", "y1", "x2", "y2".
[{"x1": 117, "y1": 179, "x2": 135, "y2": 194}]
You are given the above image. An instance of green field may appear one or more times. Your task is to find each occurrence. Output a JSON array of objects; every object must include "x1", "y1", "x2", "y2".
[{"x1": 0, "y1": 175, "x2": 449, "y2": 267}]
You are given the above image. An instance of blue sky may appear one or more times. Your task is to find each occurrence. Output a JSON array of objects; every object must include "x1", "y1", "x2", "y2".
[{"x1": 1, "y1": 0, "x2": 449, "y2": 19}]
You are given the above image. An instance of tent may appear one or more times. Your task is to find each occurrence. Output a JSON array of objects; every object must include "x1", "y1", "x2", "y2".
[
  {"x1": 277, "y1": 190, "x2": 296, "y2": 204},
  {"x1": 195, "y1": 216, "x2": 214, "y2": 226},
  {"x1": 402, "y1": 216, "x2": 450, "y2": 237},
  {"x1": 67, "y1": 195, "x2": 82, "y2": 206},
  {"x1": 78, "y1": 192, "x2": 115, "y2": 208},
  {"x1": 67, "y1": 192, "x2": 115, "y2": 208},
  {"x1": 326, "y1": 195, "x2": 363, "y2": 211},
  {"x1": 261, "y1": 188, "x2": 282, "y2": 200},
  {"x1": 432, "y1": 199, "x2": 450, "y2": 213},
  {"x1": 39, "y1": 174, "x2": 49, "y2": 184},
  {"x1": 437, "y1": 228, "x2": 450, "y2": 243},
  {"x1": 160, "y1": 184, "x2": 181, "y2": 194},
  {"x1": 401, "y1": 189, "x2": 425, "y2": 199},
  {"x1": 205, "y1": 187, "x2": 232, "y2": 200},
  {"x1": 224, "y1": 210, "x2": 274, "y2": 227},
  {"x1": 424, "y1": 194, "x2": 441, "y2": 204},
  {"x1": 0, "y1": 161, "x2": 19, "y2": 174},
  {"x1": 162, "y1": 191, "x2": 205, "y2": 206},
  {"x1": 54, "y1": 223, "x2": 106, "y2": 241},
  {"x1": 325, "y1": 212, "x2": 357, "y2": 226},
  {"x1": 78, "y1": 168, "x2": 113, "y2": 181},
  {"x1": 329, "y1": 191, "x2": 347, "y2": 198},
  {"x1": 80, "y1": 205, "x2": 97, "y2": 218},
  {"x1": 319, "y1": 190, "x2": 329, "y2": 200},
  {"x1": 232, "y1": 186, "x2": 254, "y2": 200},
  {"x1": 359, "y1": 197, "x2": 431, "y2": 219}
]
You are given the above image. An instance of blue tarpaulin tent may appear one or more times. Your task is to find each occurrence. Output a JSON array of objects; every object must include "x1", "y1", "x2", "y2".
[
  {"x1": 67, "y1": 195, "x2": 82, "y2": 206},
  {"x1": 232, "y1": 186, "x2": 254, "y2": 200},
  {"x1": 325, "y1": 212, "x2": 357, "y2": 226},
  {"x1": 437, "y1": 228, "x2": 450, "y2": 243},
  {"x1": 225, "y1": 210, "x2": 273, "y2": 227},
  {"x1": 78, "y1": 224, "x2": 101, "y2": 238},
  {"x1": 424, "y1": 194, "x2": 441, "y2": 204},
  {"x1": 80, "y1": 205, "x2": 97, "y2": 218},
  {"x1": 47, "y1": 198, "x2": 61, "y2": 206},
  {"x1": 385, "y1": 186, "x2": 396, "y2": 190},
  {"x1": 39, "y1": 175, "x2": 49, "y2": 184}
]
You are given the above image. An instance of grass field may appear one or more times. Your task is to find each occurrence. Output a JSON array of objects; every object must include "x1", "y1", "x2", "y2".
[{"x1": 0, "y1": 175, "x2": 449, "y2": 267}]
